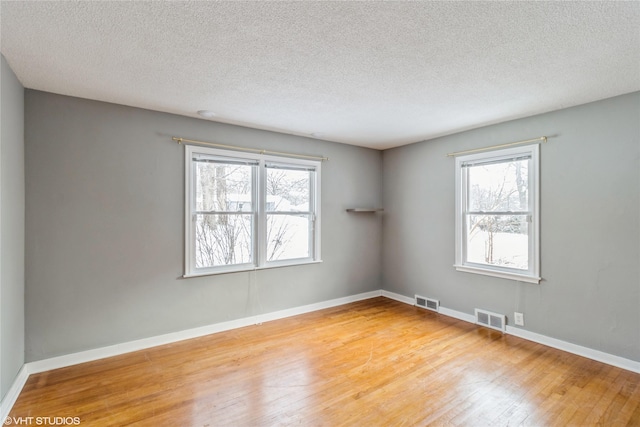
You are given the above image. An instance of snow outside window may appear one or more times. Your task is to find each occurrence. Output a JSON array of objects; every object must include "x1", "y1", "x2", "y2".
[
  {"x1": 454, "y1": 144, "x2": 540, "y2": 283},
  {"x1": 185, "y1": 146, "x2": 321, "y2": 277}
]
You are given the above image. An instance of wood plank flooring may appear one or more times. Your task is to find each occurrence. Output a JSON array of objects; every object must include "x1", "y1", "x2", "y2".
[{"x1": 8, "y1": 297, "x2": 640, "y2": 426}]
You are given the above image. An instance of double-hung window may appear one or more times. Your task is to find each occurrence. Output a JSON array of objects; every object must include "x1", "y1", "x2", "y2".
[
  {"x1": 185, "y1": 145, "x2": 321, "y2": 276},
  {"x1": 454, "y1": 144, "x2": 540, "y2": 283}
]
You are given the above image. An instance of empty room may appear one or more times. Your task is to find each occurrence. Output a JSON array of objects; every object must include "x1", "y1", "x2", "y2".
[{"x1": 1, "y1": 1, "x2": 639, "y2": 426}]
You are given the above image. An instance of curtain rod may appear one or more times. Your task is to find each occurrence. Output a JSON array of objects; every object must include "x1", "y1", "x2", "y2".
[
  {"x1": 446, "y1": 136, "x2": 548, "y2": 157},
  {"x1": 172, "y1": 137, "x2": 329, "y2": 161}
]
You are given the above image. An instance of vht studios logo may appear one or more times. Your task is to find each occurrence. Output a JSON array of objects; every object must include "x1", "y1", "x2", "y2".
[{"x1": 3, "y1": 417, "x2": 80, "y2": 426}]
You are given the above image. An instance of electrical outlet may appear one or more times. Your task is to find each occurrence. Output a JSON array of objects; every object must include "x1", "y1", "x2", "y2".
[{"x1": 514, "y1": 312, "x2": 525, "y2": 326}]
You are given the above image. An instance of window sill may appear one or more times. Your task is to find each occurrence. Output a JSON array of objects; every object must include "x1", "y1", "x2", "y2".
[
  {"x1": 183, "y1": 259, "x2": 323, "y2": 279},
  {"x1": 454, "y1": 264, "x2": 541, "y2": 284}
]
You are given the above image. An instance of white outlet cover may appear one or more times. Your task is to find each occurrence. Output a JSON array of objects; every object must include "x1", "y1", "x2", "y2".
[{"x1": 514, "y1": 312, "x2": 525, "y2": 326}]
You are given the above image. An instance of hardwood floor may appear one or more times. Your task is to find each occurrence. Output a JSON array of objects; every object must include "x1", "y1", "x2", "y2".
[{"x1": 8, "y1": 297, "x2": 640, "y2": 426}]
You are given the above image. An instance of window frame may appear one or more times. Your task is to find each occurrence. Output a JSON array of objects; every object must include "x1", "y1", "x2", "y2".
[
  {"x1": 185, "y1": 145, "x2": 321, "y2": 277},
  {"x1": 454, "y1": 144, "x2": 541, "y2": 284},
  {"x1": 263, "y1": 162, "x2": 317, "y2": 267}
]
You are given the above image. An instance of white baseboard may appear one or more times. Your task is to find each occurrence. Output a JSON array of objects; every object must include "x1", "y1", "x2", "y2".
[
  {"x1": 28, "y1": 289, "x2": 383, "y2": 375},
  {"x1": 437, "y1": 306, "x2": 476, "y2": 323},
  {"x1": 382, "y1": 290, "x2": 476, "y2": 323},
  {"x1": 382, "y1": 290, "x2": 640, "y2": 374},
  {"x1": 3, "y1": 288, "x2": 639, "y2": 419},
  {"x1": 3, "y1": 290, "x2": 382, "y2": 418},
  {"x1": 380, "y1": 290, "x2": 414, "y2": 305},
  {"x1": 0, "y1": 365, "x2": 29, "y2": 422},
  {"x1": 505, "y1": 325, "x2": 640, "y2": 374}
]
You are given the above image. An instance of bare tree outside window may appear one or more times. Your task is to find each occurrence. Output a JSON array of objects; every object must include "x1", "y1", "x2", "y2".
[
  {"x1": 466, "y1": 158, "x2": 529, "y2": 269},
  {"x1": 185, "y1": 146, "x2": 321, "y2": 276},
  {"x1": 266, "y1": 167, "x2": 312, "y2": 261},
  {"x1": 455, "y1": 144, "x2": 539, "y2": 283},
  {"x1": 194, "y1": 160, "x2": 254, "y2": 268}
]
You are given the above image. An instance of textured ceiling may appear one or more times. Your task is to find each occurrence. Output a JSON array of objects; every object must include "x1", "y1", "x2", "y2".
[{"x1": 1, "y1": 1, "x2": 639, "y2": 149}]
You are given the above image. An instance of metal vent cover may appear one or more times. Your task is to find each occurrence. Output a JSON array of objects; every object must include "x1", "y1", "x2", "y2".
[
  {"x1": 475, "y1": 308, "x2": 506, "y2": 332},
  {"x1": 415, "y1": 295, "x2": 439, "y2": 312}
]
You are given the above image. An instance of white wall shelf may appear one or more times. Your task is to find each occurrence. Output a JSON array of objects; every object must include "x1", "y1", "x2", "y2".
[{"x1": 346, "y1": 208, "x2": 384, "y2": 213}]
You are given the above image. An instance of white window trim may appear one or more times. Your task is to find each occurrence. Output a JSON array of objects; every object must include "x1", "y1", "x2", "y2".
[
  {"x1": 454, "y1": 144, "x2": 540, "y2": 284},
  {"x1": 184, "y1": 145, "x2": 321, "y2": 277}
]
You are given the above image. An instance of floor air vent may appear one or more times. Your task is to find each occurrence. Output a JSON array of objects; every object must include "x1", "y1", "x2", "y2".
[
  {"x1": 475, "y1": 308, "x2": 506, "y2": 332},
  {"x1": 415, "y1": 295, "x2": 439, "y2": 312}
]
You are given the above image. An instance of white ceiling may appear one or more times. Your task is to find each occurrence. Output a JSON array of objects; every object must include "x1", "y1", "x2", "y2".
[{"x1": 1, "y1": 1, "x2": 639, "y2": 150}]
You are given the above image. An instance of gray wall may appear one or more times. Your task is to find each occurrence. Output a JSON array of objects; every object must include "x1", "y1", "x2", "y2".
[
  {"x1": 1, "y1": 55, "x2": 25, "y2": 399},
  {"x1": 382, "y1": 92, "x2": 640, "y2": 361},
  {"x1": 19, "y1": 87, "x2": 640, "y2": 366},
  {"x1": 24, "y1": 90, "x2": 382, "y2": 362}
]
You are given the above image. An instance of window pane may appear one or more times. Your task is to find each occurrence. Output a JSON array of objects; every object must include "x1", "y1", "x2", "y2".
[
  {"x1": 267, "y1": 214, "x2": 310, "y2": 261},
  {"x1": 466, "y1": 214, "x2": 528, "y2": 270},
  {"x1": 195, "y1": 214, "x2": 253, "y2": 268},
  {"x1": 195, "y1": 162, "x2": 253, "y2": 212},
  {"x1": 468, "y1": 159, "x2": 528, "y2": 212},
  {"x1": 266, "y1": 168, "x2": 311, "y2": 212}
]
